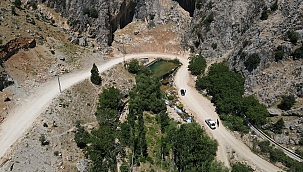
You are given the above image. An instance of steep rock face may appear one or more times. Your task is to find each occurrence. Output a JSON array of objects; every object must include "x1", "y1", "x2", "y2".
[
  {"x1": 39, "y1": 0, "x2": 191, "y2": 51},
  {"x1": 173, "y1": 0, "x2": 196, "y2": 17},
  {"x1": 186, "y1": 0, "x2": 303, "y2": 108}
]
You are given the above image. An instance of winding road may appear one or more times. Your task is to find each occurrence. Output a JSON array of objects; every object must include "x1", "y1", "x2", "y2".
[{"x1": 0, "y1": 53, "x2": 281, "y2": 171}]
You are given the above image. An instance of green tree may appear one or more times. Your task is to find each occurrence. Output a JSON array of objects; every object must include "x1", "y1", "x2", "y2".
[
  {"x1": 127, "y1": 59, "x2": 141, "y2": 74},
  {"x1": 231, "y1": 162, "x2": 253, "y2": 172},
  {"x1": 90, "y1": 63, "x2": 102, "y2": 85},
  {"x1": 188, "y1": 54, "x2": 207, "y2": 76},
  {"x1": 168, "y1": 123, "x2": 218, "y2": 171},
  {"x1": 244, "y1": 53, "x2": 260, "y2": 72},
  {"x1": 209, "y1": 161, "x2": 229, "y2": 172},
  {"x1": 278, "y1": 95, "x2": 296, "y2": 110},
  {"x1": 272, "y1": 118, "x2": 284, "y2": 134},
  {"x1": 74, "y1": 125, "x2": 90, "y2": 149},
  {"x1": 287, "y1": 31, "x2": 299, "y2": 44}
]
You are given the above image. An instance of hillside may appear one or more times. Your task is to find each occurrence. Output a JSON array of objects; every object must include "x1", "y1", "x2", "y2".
[{"x1": 0, "y1": 0, "x2": 303, "y2": 171}]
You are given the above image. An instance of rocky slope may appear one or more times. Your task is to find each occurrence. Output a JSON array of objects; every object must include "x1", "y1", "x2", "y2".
[{"x1": 185, "y1": 0, "x2": 303, "y2": 109}]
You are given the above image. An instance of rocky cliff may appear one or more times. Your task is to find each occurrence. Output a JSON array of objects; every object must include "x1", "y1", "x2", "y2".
[
  {"x1": 185, "y1": 0, "x2": 303, "y2": 110},
  {"x1": 32, "y1": 0, "x2": 190, "y2": 52}
]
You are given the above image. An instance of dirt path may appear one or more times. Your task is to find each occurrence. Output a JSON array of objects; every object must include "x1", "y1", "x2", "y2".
[
  {"x1": 0, "y1": 53, "x2": 282, "y2": 171},
  {"x1": 174, "y1": 56, "x2": 282, "y2": 171}
]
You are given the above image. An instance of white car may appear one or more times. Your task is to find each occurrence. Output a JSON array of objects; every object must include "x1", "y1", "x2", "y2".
[{"x1": 205, "y1": 119, "x2": 216, "y2": 129}]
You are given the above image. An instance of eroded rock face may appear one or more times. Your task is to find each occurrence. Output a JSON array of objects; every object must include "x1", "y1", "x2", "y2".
[
  {"x1": 0, "y1": 37, "x2": 36, "y2": 62},
  {"x1": 0, "y1": 37, "x2": 36, "y2": 90}
]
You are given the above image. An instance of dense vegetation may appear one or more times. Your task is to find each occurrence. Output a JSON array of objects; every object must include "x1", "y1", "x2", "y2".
[
  {"x1": 252, "y1": 139, "x2": 303, "y2": 171},
  {"x1": 188, "y1": 54, "x2": 207, "y2": 76},
  {"x1": 75, "y1": 62, "x2": 231, "y2": 171},
  {"x1": 196, "y1": 62, "x2": 268, "y2": 132}
]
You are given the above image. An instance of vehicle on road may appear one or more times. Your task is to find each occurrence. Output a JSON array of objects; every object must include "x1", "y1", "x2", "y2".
[
  {"x1": 180, "y1": 89, "x2": 185, "y2": 96},
  {"x1": 205, "y1": 119, "x2": 216, "y2": 129}
]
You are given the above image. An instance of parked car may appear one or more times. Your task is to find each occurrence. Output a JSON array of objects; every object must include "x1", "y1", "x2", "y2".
[
  {"x1": 180, "y1": 89, "x2": 185, "y2": 96},
  {"x1": 205, "y1": 119, "x2": 216, "y2": 129}
]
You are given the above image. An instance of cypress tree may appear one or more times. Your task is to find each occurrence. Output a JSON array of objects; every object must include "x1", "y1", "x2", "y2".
[{"x1": 90, "y1": 63, "x2": 102, "y2": 85}]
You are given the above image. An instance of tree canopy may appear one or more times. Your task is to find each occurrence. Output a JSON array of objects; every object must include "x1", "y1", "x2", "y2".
[
  {"x1": 188, "y1": 54, "x2": 207, "y2": 76},
  {"x1": 90, "y1": 63, "x2": 102, "y2": 85}
]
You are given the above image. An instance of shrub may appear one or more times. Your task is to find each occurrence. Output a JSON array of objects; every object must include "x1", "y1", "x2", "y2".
[
  {"x1": 14, "y1": 0, "x2": 22, "y2": 8},
  {"x1": 274, "y1": 45, "x2": 284, "y2": 62},
  {"x1": 258, "y1": 140, "x2": 271, "y2": 153},
  {"x1": 149, "y1": 14, "x2": 155, "y2": 20},
  {"x1": 0, "y1": 39, "x2": 2, "y2": 45},
  {"x1": 50, "y1": 50, "x2": 55, "y2": 54},
  {"x1": 83, "y1": 7, "x2": 98, "y2": 18},
  {"x1": 244, "y1": 53, "x2": 260, "y2": 72},
  {"x1": 271, "y1": 0, "x2": 278, "y2": 11},
  {"x1": 231, "y1": 162, "x2": 253, "y2": 172},
  {"x1": 197, "y1": 30, "x2": 202, "y2": 39},
  {"x1": 54, "y1": 151, "x2": 59, "y2": 156},
  {"x1": 39, "y1": 134, "x2": 49, "y2": 145},
  {"x1": 293, "y1": 46, "x2": 303, "y2": 59},
  {"x1": 278, "y1": 95, "x2": 296, "y2": 110},
  {"x1": 287, "y1": 31, "x2": 299, "y2": 44},
  {"x1": 194, "y1": 40, "x2": 200, "y2": 48},
  {"x1": 211, "y1": 42, "x2": 217, "y2": 49},
  {"x1": 260, "y1": 7, "x2": 268, "y2": 20},
  {"x1": 11, "y1": 6, "x2": 17, "y2": 15}
]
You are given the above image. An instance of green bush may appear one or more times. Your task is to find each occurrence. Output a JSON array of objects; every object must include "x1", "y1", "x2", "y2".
[
  {"x1": 211, "y1": 42, "x2": 217, "y2": 49},
  {"x1": 244, "y1": 53, "x2": 260, "y2": 72},
  {"x1": 278, "y1": 95, "x2": 296, "y2": 110},
  {"x1": 260, "y1": 7, "x2": 268, "y2": 20},
  {"x1": 258, "y1": 140, "x2": 271, "y2": 153},
  {"x1": 188, "y1": 54, "x2": 207, "y2": 76},
  {"x1": 293, "y1": 46, "x2": 303, "y2": 60},
  {"x1": 127, "y1": 59, "x2": 141, "y2": 74},
  {"x1": 231, "y1": 162, "x2": 253, "y2": 172},
  {"x1": 271, "y1": 0, "x2": 278, "y2": 11},
  {"x1": 83, "y1": 7, "x2": 98, "y2": 18},
  {"x1": 274, "y1": 45, "x2": 284, "y2": 62},
  {"x1": 287, "y1": 31, "x2": 299, "y2": 44},
  {"x1": 54, "y1": 151, "x2": 60, "y2": 156}
]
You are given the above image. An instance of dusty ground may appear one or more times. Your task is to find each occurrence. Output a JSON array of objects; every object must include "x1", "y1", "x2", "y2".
[{"x1": 1, "y1": 64, "x2": 135, "y2": 171}]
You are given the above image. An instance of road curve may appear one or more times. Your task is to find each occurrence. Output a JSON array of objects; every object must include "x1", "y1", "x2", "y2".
[
  {"x1": 0, "y1": 53, "x2": 281, "y2": 171},
  {"x1": 174, "y1": 57, "x2": 282, "y2": 171}
]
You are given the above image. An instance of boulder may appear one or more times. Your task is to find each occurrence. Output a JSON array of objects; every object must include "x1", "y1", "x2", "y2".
[{"x1": 76, "y1": 159, "x2": 88, "y2": 172}]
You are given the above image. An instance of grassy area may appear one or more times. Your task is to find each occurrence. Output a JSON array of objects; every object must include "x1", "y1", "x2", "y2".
[{"x1": 149, "y1": 60, "x2": 180, "y2": 78}]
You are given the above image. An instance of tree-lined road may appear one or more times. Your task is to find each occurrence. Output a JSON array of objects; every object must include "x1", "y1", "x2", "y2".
[{"x1": 0, "y1": 53, "x2": 281, "y2": 171}]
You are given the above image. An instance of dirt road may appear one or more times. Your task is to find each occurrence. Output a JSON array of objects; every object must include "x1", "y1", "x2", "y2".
[
  {"x1": 174, "y1": 57, "x2": 282, "y2": 171},
  {"x1": 0, "y1": 53, "x2": 281, "y2": 171}
]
